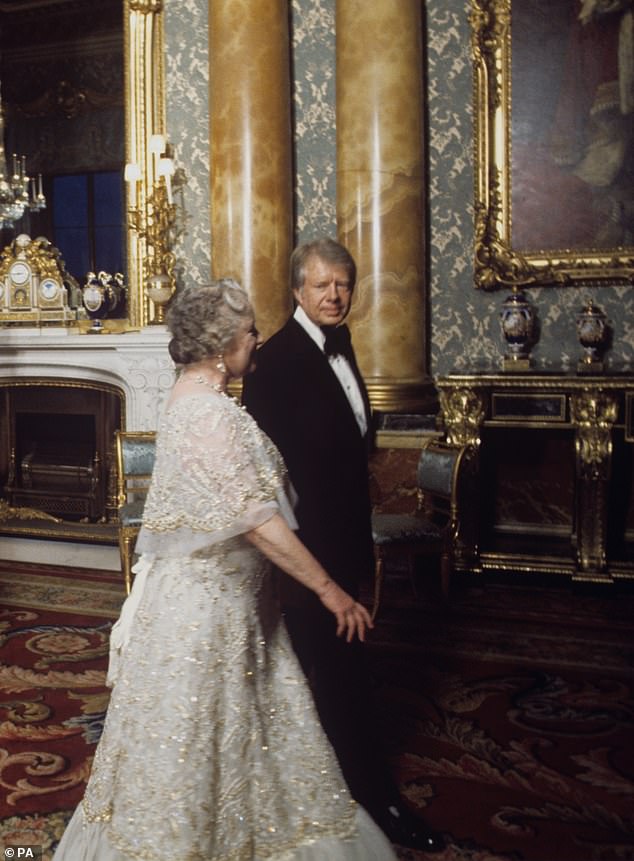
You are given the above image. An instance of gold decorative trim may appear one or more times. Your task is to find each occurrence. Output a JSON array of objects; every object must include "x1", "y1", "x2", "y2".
[
  {"x1": 571, "y1": 389, "x2": 618, "y2": 477},
  {"x1": 470, "y1": 0, "x2": 634, "y2": 290},
  {"x1": 0, "y1": 377, "x2": 126, "y2": 417},
  {"x1": 0, "y1": 520, "x2": 119, "y2": 545},
  {"x1": 124, "y1": 0, "x2": 166, "y2": 327},
  {"x1": 474, "y1": 552, "x2": 617, "y2": 583},
  {"x1": 474, "y1": 552, "x2": 574, "y2": 577},
  {"x1": 626, "y1": 392, "x2": 634, "y2": 443},
  {"x1": 366, "y1": 381, "x2": 438, "y2": 415},
  {"x1": 375, "y1": 429, "x2": 441, "y2": 450},
  {"x1": 438, "y1": 373, "x2": 632, "y2": 392},
  {"x1": 437, "y1": 386, "x2": 485, "y2": 447}
]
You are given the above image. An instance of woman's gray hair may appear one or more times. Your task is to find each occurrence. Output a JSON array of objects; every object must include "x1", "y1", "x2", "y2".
[{"x1": 167, "y1": 279, "x2": 252, "y2": 365}]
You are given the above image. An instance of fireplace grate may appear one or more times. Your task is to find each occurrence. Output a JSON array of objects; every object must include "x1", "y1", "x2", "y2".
[{"x1": 2, "y1": 383, "x2": 123, "y2": 523}]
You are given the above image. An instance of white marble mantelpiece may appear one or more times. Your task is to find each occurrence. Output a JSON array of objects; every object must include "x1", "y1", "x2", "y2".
[{"x1": 0, "y1": 326, "x2": 175, "y2": 431}]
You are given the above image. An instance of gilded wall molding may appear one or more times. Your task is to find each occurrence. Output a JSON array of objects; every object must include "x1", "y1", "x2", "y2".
[{"x1": 124, "y1": 0, "x2": 166, "y2": 327}]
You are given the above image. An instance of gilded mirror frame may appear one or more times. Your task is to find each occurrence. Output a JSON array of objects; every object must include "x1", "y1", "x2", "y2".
[
  {"x1": 470, "y1": 0, "x2": 634, "y2": 290},
  {"x1": 123, "y1": 0, "x2": 167, "y2": 328}
]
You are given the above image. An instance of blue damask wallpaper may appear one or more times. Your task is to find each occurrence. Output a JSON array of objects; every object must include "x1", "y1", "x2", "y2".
[
  {"x1": 290, "y1": 0, "x2": 337, "y2": 240},
  {"x1": 164, "y1": 0, "x2": 634, "y2": 376},
  {"x1": 426, "y1": 0, "x2": 634, "y2": 375},
  {"x1": 165, "y1": 0, "x2": 211, "y2": 288}
]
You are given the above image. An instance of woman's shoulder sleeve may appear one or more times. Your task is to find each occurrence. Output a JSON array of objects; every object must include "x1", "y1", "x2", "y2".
[{"x1": 138, "y1": 395, "x2": 285, "y2": 551}]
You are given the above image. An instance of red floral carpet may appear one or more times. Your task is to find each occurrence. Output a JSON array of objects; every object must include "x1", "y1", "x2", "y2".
[
  {"x1": 0, "y1": 561, "x2": 123, "y2": 859},
  {"x1": 0, "y1": 562, "x2": 633, "y2": 861},
  {"x1": 367, "y1": 575, "x2": 634, "y2": 861}
]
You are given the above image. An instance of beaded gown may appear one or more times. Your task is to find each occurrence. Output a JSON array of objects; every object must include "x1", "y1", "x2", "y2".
[{"x1": 53, "y1": 390, "x2": 396, "y2": 861}]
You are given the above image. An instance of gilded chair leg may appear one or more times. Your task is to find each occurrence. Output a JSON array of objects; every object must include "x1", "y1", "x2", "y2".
[
  {"x1": 372, "y1": 550, "x2": 384, "y2": 623},
  {"x1": 119, "y1": 534, "x2": 133, "y2": 595}
]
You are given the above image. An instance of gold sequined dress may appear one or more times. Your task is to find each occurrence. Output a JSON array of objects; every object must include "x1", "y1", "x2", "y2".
[{"x1": 53, "y1": 392, "x2": 396, "y2": 861}]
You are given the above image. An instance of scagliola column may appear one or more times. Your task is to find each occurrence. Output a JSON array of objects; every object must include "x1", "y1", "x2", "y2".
[
  {"x1": 209, "y1": 0, "x2": 293, "y2": 336},
  {"x1": 337, "y1": 0, "x2": 431, "y2": 412}
]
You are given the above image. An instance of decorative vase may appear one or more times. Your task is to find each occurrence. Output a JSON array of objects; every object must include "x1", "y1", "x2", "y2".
[
  {"x1": 146, "y1": 272, "x2": 174, "y2": 324},
  {"x1": 576, "y1": 299, "x2": 608, "y2": 373},
  {"x1": 500, "y1": 288, "x2": 535, "y2": 371},
  {"x1": 82, "y1": 271, "x2": 123, "y2": 333}
]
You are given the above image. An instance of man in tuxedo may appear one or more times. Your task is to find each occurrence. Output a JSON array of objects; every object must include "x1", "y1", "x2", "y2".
[{"x1": 242, "y1": 238, "x2": 443, "y2": 853}]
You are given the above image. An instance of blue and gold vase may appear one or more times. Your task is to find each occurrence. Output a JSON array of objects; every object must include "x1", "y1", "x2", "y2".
[
  {"x1": 576, "y1": 299, "x2": 608, "y2": 373},
  {"x1": 500, "y1": 287, "x2": 535, "y2": 372}
]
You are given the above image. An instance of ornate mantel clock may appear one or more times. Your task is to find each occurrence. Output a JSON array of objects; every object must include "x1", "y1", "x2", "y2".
[{"x1": 0, "y1": 233, "x2": 76, "y2": 325}]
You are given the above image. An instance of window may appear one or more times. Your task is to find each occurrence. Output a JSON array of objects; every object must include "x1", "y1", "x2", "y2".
[{"x1": 52, "y1": 171, "x2": 125, "y2": 282}]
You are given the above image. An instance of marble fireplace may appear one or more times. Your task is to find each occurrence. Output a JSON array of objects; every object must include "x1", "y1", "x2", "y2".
[{"x1": 0, "y1": 327, "x2": 174, "y2": 531}]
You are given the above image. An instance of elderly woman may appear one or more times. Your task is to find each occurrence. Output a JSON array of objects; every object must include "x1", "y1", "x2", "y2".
[{"x1": 54, "y1": 279, "x2": 396, "y2": 861}]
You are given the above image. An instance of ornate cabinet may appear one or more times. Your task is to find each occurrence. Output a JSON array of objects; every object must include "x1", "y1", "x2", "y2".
[{"x1": 436, "y1": 373, "x2": 634, "y2": 584}]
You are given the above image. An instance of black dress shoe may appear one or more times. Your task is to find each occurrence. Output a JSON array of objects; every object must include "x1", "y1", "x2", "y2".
[{"x1": 378, "y1": 804, "x2": 445, "y2": 853}]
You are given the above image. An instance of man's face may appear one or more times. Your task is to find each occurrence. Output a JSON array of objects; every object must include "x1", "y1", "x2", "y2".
[{"x1": 293, "y1": 255, "x2": 353, "y2": 328}]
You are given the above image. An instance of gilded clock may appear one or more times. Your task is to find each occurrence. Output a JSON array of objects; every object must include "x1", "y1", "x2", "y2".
[
  {"x1": 9, "y1": 260, "x2": 31, "y2": 287},
  {"x1": 39, "y1": 277, "x2": 61, "y2": 303}
]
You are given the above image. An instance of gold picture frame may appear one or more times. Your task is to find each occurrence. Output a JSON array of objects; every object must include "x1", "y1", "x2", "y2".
[{"x1": 470, "y1": 0, "x2": 634, "y2": 290}]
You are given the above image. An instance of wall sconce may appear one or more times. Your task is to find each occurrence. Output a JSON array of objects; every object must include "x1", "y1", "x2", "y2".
[{"x1": 125, "y1": 134, "x2": 182, "y2": 324}]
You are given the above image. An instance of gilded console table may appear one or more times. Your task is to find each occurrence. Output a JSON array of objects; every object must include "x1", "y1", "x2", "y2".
[{"x1": 436, "y1": 373, "x2": 634, "y2": 584}]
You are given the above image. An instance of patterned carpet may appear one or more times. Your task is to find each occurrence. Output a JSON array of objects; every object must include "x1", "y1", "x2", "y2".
[
  {"x1": 0, "y1": 561, "x2": 124, "y2": 619},
  {"x1": 0, "y1": 561, "x2": 633, "y2": 861},
  {"x1": 0, "y1": 562, "x2": 122, "y2": 859},
  {"x1": 366, "y1": 574, "x2": 634, "y2": 861}
]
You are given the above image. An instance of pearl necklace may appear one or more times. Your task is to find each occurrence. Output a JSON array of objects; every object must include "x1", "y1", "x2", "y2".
[{"x1": 183, "y1": 372, "x2": 227, "y2": 394}]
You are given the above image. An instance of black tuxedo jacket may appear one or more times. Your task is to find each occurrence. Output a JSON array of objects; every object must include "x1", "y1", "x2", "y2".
[{"x1": 242, "y1": 318, "x2": 374, "y2": 600}]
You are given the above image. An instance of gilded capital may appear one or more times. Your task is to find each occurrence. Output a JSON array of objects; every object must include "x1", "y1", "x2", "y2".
[{"x1": 127, "y1": 0, "x2": 163, "y2": 14}]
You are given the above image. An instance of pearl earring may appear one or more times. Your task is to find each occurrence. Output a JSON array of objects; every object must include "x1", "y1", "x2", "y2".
[{"x1": 216, "y1": 355, "x2": 227, "y2": 374}]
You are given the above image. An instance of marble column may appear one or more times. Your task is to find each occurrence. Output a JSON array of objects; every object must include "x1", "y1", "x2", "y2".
[
  {"x1": 336, "y1": 0, "x2": 431, "y2": 412},
  {"x1": 208, "y1": 0, "x2": 293, "y2": 336}
]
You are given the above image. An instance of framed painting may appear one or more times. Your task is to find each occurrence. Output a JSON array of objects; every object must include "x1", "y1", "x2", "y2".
[{"x1": 470, "y1": 0, "x2": 634, "y2": 289}]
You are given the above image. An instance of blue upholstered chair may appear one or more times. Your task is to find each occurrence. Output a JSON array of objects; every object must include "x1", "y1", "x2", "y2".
[
  {"x1": 371, "y1": 439, "x2": 471, "y2": 620},
  {"x1": 114, "y1": 430, "x2": 156, "y2": 593}
]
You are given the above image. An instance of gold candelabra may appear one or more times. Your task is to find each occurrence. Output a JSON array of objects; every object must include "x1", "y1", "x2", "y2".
[{"x1": 125, "y1": 135, "x2": 181, "y2": 324}]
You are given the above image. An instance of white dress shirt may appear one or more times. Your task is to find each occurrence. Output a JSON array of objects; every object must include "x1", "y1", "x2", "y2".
[{"x1": 294, "y1": 305, "x2": 368, "y2": 436}]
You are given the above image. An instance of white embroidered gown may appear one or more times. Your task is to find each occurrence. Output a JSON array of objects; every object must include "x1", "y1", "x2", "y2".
[{"x1": 54, "y1": 391, "x2": 396, "y2": 861}]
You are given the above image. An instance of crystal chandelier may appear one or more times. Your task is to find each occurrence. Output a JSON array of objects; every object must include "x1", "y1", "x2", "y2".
[{"x1": 0, "y1": 84, "x2": 46, "y2": 229}]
